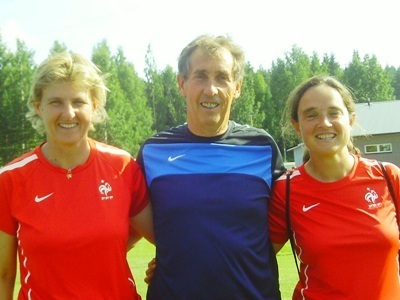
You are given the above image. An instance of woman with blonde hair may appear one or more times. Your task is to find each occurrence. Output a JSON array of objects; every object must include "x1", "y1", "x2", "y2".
[{"x1": 0, "y1": 52, "x2": 154, "y2": 299}]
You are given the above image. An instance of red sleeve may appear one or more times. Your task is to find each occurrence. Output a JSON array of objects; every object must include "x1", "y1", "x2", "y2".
[
  {"x1": 381, "y1": 162, "x2": 400, "y2": 210},
  {"x1": 127, "y1": 160, "x2": 150, "y2": 217},
  {"x1": 0, "y1": 170, "x2": 17, "y2": 235},
  {"x1": 268, "y1": 177, "x2": 289, "y2": 244},
  {"x1": 94, "y1": 140, "x2": 150, "y2": 218}
]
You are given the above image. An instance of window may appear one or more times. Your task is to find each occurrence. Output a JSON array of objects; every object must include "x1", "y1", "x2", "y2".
[{"x1": 364, "y1": 143, "x2": 392, "y2": 154}]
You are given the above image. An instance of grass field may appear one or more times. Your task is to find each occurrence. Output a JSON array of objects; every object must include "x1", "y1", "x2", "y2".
[
  {"x1": 127, "y1": 240, "x2": 298, "y2": 299},
  {"x1": 15, "y1": 240, "x2": 297, "y2": 299}
]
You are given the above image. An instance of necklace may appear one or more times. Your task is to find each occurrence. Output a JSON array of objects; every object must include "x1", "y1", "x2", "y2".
[
  {"x1": 41, "y1": 142, "x2": 90, "y2": 179},
  {"x1": 67, "y1": 168, "x2": 72, "y2": 179}
]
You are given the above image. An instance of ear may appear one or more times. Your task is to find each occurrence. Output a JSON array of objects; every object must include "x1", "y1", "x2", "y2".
[
  {"x1": 291, "y1": 119, "x2": 301, "y2": 136},
  {"x1": 34, "y1": 101, "x2": 42, "y2": 118},
  {"x1": 177, "y1": 74, "x2": 186, "y2": 97},
  {"x1": 234, "y1": 80, "x2": 242, "y2": 99},
  {"x1": 349, "y1": 112, "x2": 356, "y2": 127}
]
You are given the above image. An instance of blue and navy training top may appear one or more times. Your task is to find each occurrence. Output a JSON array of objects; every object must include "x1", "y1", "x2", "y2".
[{"x1": 137, "y1": 121, "x2": 285, "y2": 300}]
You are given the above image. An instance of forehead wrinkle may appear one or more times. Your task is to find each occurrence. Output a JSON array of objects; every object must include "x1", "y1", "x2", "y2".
[{"x1": 193, "y1": 68, "x2": 230, "y2": 77}]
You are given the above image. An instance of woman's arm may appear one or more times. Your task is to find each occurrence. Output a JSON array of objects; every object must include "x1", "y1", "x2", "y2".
[
  {"x1": 272, "y1": 243, "x2": 285, "y2": 254},
  {"x1": 129, "y1": 202, "x2": 155, "y2": 245},
  {"x1": 0, "y1": 230, "x2": 17, "y2": 300}
]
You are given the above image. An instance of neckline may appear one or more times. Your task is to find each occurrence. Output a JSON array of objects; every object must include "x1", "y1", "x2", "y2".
[
  {"x1": 299, "y1": 154, "x2": 359, "y2": 184},
  {"x1": 36, "y1": 138, "x2": 96, "y2": 176}
]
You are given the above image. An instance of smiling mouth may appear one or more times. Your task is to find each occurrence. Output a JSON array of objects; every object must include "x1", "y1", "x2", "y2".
[
  {"x1": 316, "y1": 134, "x2": 335, "y2": 140},
  {"x1": 59, "y1": 123, "x2": 78, "y2": 129},
  {"x1": 201, "y1": 102, "x2": 219, "y2": 109}
]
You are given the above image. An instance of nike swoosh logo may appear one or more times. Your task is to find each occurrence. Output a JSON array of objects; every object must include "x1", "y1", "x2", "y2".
[
  {"x1": 302, "y1": 203, "x2": 320, "y2": 212},
  {"x1": 168, "y1": 154, "x2": 185, "y2": 162},
  {"x1": 35, "y1": 193, "x2": 54, "y2": 203}
]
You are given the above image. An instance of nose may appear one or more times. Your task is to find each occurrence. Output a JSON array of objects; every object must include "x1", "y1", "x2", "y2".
[
  {"x1": 203, "y1": 80, "x2": 218, "y2": 97},
  {"x1": 319, "y1": 115, "x2": 332, "y2": 128},
  {"x1": 62, "y1": 103, "x2": 76, "y2": 119}
]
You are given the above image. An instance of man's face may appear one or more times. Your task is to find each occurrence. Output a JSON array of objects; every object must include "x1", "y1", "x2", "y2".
[{"x1": 178, "y1": 48, "x2": 242, "y2": 137}]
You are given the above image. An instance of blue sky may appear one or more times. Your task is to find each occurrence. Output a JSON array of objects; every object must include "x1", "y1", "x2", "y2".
[{"x1": 1, "y1": 0, "x2": 399, "y2": 78}]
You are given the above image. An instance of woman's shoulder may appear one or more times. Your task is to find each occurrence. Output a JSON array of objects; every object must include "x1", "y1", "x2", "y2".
[
  {"x1": 92, "y1": 139, "x2": 132, "y2": 158},
  {"x1": 273, "y1": 167, "x2": 304, "y2": 190},
  {"x1": 0, "y1": 147, "x2": 40, "y2": 176},
  {"x1": 357, "y1": 155, "x2": 397, "y2": 170},
  {"x1": 90, "y1": 139, "x2": 137, "y2": 172},
  {"x1": 355, "y1": 155, "x2": 400, "y2": 179}
]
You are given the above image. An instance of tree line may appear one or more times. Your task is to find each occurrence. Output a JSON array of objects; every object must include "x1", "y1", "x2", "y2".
[{"x1": 1, "y1": 35, "x2": 399, "y2": 166}]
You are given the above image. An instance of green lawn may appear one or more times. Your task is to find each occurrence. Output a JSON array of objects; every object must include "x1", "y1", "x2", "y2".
[
  {"x1": 276, "y1": 243, "x2": 298, "y2": 299},
  {"x1": 128, "y1": 240, "x2": 298, "y2": 299},
  {"x1": 14, "y1": 240, "x2": 297, "y2": 299}
]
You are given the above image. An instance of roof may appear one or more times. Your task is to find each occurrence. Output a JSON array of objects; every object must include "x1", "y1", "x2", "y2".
[
  {"x1": 351, "y1": 100, "x2": 400, "y2": 137},
  {"x1": 287, "y1": 142, "x2": 304, "y2": 152}
]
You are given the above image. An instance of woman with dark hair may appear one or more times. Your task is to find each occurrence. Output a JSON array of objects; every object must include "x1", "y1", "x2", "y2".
[{"x1": 269, "y1": 75, "x2": 400, "y2": 299}]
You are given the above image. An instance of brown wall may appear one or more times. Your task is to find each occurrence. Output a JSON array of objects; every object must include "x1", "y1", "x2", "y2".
[{"x1": 353, "y1": 133, "x2": 400, "y2": 167}]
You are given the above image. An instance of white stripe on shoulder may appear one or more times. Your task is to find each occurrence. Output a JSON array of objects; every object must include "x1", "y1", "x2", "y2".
[
  {"x1": 276, "y1": 174, "x2": 287, "y2": 181},
  {"x1": 96, "y1": 143, "x2": 131, "y2": 157},
  {"x1": 276, "y1": 169, "x2": 301, "y2": 182},
  {"x1": 0, "y1": 154, "x2": 38, "y2": 174},
  {"x1": 360, "y1": 157, "x2": 396, "y2": 169},
  {"x1": 378, "y1": 161, "x2": 395, "y2": 167},
  {"x1": 291, "y1": 169, "x2": 301, "y2": 178},
  {"x1": 360, "y1": 157, "x2": 378, "y2": 167}
]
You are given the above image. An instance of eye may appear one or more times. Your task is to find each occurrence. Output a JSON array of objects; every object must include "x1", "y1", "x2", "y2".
[
  {"x1": 218, "y1": 74, "x2": 229, "y2": 81},
  {"x1": 217, "y1": 72, "x2": 232, "y2": 83},
  {"x1": 49, "y1": 99, "x2": 62, "y2": 105},
  {"x1": 329, "y1": 110, "x2": 341, "y2": 117},
  {"x1": 305, "y1": 113, "x2": 317, "y2": 119},
  {"x1": 194, "y1": 73, "x2": 206, "y2": 80},
  {"x1": 73, "y1": 99, "x2": 88, "y2": 107}
]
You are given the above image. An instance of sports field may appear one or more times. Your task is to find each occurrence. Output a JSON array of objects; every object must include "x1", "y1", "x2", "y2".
[
  {"x1": 15, "y1": 239, "x2": 297, "y2": 299},
  {"x1": 129, "y1": 240, "x2": 298, "y2": 299}
]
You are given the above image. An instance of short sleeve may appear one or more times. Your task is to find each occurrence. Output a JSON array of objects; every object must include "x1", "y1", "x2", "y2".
[
  {"x1": 381, "y1": 162, "x2": 400, "y2": 210},
  {"x1": 0, "y1": 171, "x2": 17, "y2": 235},
  {"x1": 128, "y1": 161, "x2": 150, "y2": 217},
  {"x1": 268, "y1": 177, "x2": 289, "y2": 245}
]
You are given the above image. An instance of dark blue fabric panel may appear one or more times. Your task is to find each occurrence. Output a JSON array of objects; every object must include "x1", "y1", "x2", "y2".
[{"x1": 147, "y1": 173, "x2": 280, "y2": 300}]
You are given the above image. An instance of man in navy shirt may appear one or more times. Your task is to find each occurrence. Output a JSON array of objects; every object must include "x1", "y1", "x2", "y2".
[{"x1": 137, "y1": 34, "x2": 284, "y2": 300}]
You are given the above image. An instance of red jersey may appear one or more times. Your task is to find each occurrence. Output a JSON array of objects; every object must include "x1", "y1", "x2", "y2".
[
  {"x1": 0, "y1": 139, "x2": 149, "y2": 299},
  {"x1": 269, "y1": 156, "x2": 400, "y2": 300}
]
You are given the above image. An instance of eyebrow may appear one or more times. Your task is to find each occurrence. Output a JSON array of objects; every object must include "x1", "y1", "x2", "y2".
[
  {"x1": 45, "y1": 96, "x2": 63, "y2": 101},
  {"x1": 301, "y1": 106, "x2": 343, "y2": 114},
  {"x1": 299, "y1": 107, "x2": 317, "y2": 116},
  {"x1": 193, "y1": 69, "x2": 230, "y2": 76},
  {"x1": 45, "y1": 96, "x2": 88, "y2": 102}
]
